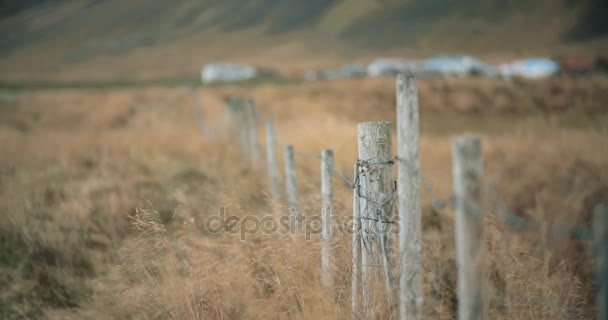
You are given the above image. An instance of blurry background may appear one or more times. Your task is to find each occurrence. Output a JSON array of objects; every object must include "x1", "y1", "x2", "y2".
[
  {"x1": 0, "y1": 0, "x2": 607, "y2": 81},
  {"x1": 1, "y1": 1, "x2": 607, "y2": 320}
]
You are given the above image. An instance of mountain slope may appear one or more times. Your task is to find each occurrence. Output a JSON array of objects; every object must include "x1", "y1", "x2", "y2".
[{"x1": 0, "y1": 0, "x2": 606, "y2": 81}]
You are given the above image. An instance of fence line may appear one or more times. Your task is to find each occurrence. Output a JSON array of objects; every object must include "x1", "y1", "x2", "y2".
[
  {"x1": 292, "y1": 150, "x2": 324, "y2": 159},
  {"x1": 196, "y1": 77, "x2": 604, "y2": 320}
]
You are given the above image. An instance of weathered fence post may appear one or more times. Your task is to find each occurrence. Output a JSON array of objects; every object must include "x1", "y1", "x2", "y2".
[
  {"x1": 357, "y1": 122, "x2": 397, "y2": 317},
  {"x1": 396, "y1": 74, "x2": 422, "y2": 320},
  {"x1": 452, "y1": 136, "x2": 488, "y2": 320},
  {"x1": 283, "y1": 145, "x2": 299, "y2": 220},
  {"x1": 265, "y1": 120, "x2": 281, "y2": 203},
  {"x1": 321, "y1": 149, "x2": 334, "y2": 289},
  {"x1": 594, "y1": 203, "x2": 608, "y2": 320},
  {"x1": 352, "y1": 164, "x2": 362, "y2": 318},
  {"x1": 190, "y1": 86, "x2": 210, "y2": 138},
  {"x1": 247, "y1": 98, "x2": 261, "y2": 164},
  {"x1": 235, "y1": 98, "x2": 250, "y2": 156},
  {"x1": 225, "y1": 98, "x2": 240, "y2": 138}
]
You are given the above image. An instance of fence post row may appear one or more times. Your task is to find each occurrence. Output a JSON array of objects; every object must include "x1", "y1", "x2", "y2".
[
  {"x1": 223, "y1": 78, "x2": 608, "y2": 320},
  {"x1": 247, "y1": 98, "x2": 261, "y2": 165},
  {"x1": 452, "y1": 136, "x2": 488, "y2": 320},
  {"x1": 595, "y1": 203, "x2": 608, "y2": 320},
  {"x1": 265, "y1": 120, "x2": 282, "y2": 203},
  {"x1": 357, "y1": 121, "x2": 397, "y2": 317},
  {"x1": 283, "y1": 145, "x2": 299, "y2": 220},
  {"x1": 396, "y1": 74, "x2": 423, "y2": 320},
  {"x1": 321, "y1": 149, "x2": 334, "y2": 290}
]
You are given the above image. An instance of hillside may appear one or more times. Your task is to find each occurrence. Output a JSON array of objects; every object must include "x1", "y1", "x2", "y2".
[
  {"x1": 0, "y1": 0, "x2": 607, "y2": 81},
  {"x1": 1, "y1": 76, "x2": 606, "y2": 319}
]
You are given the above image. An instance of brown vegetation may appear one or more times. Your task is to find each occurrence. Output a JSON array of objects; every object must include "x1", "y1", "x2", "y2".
[{"x1": 0, "y1": 76, "x2": 607, "y2": 319}]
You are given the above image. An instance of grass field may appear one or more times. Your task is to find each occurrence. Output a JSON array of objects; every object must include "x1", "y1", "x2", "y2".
[{"x1": 0, "y1": 76, "x2": 607, "y2": 319}]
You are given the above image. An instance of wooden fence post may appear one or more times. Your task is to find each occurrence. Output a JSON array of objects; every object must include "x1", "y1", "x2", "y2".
[
  {"x1": 225, "y1": 97, "x2": 239, "y2": 138},
  {"x1": 236, "y1": 98, "x2": 250, "y2": 156},
  {"x1": 247, "y1": 98, "x2": 261, "y2": 164},
  {"x1": 321, "y1": 149, "x2": 334, "y2": 289},
  {"x1": 265, "y1": 120, "x2": 281, "y2": 203},
  {"x1": 452, "y1": 136, "x2": 488, "y2": 320},
  {"x1": 357, "y1": 122, "x2": 397, "y2": 317},
  {"x1": 190, "y1": 86, "x2": 210, "y2": 138},
  {"x1": 594, "y1": 203, "x2": 608, "y2": 320},
  {"x1": 352, "y1": 164, "x2": 362, "y2": 318},
  {"x1": 283, "y1": 145, "x2": 299, "y2": 217},
  {"x1": 396, "y1": 74, "x2": 422, "y2": 320}
]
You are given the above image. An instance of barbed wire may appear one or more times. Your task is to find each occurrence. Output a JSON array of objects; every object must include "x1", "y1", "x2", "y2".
[
  {"x1": 221, "y1": 95, "x2": 598, "y2": 313},
  {"x1": 209, "y1": 95, "x2": 603, "y2": 317},
  {"x1": 333, "y1": 167, "x2": 356, "y2": 188},
  {"x1": 487, "y1": 184, "x2": 593, "y2": 242},
  {"x1": 223, "y1": 95, "x2": 594, "y2": 243},
  {"x1": 355, "y1": 158, "x2": 398, "y2": 304},
  {"x1": 230, "y1": 99, "x2": 360, "y2": 187},
  {"x1": 395, "y1": 156, "x2": 594, "y2": 242},
  {"x1": 396, "y1": 156, "x2": 454, "y2": 210},
  {"x1": 292, "y1": 150, "x2": 323, "y2": 159}
]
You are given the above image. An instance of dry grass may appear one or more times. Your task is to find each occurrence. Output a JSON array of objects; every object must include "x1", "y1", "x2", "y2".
[{"x1": 0, "y1": 77, "x2": 606, "y2": 319}]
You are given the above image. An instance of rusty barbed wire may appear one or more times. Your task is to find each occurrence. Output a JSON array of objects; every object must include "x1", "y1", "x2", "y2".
[{"x1": 355, "y1": 158, "x2": 398, "y2": 305}]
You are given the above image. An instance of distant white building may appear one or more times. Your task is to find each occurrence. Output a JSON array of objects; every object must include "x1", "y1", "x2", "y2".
[
  {"x1": 423, "y1": 55, "x2": 499, "y2": 77},
  {"x1": 498, "y1": 58, "x2": 559, "y2": 79},
  {"x1": 201, "y1": 63, "x2": 257, "y2": 84},
  {"x1": 367, "y1": 58, "x2": 422, "y2": 77}
]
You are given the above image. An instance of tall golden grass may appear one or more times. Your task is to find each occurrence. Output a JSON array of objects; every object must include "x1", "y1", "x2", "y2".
[{"x1": 0, "y1": 77, "x2": 606, "y2": 319}]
